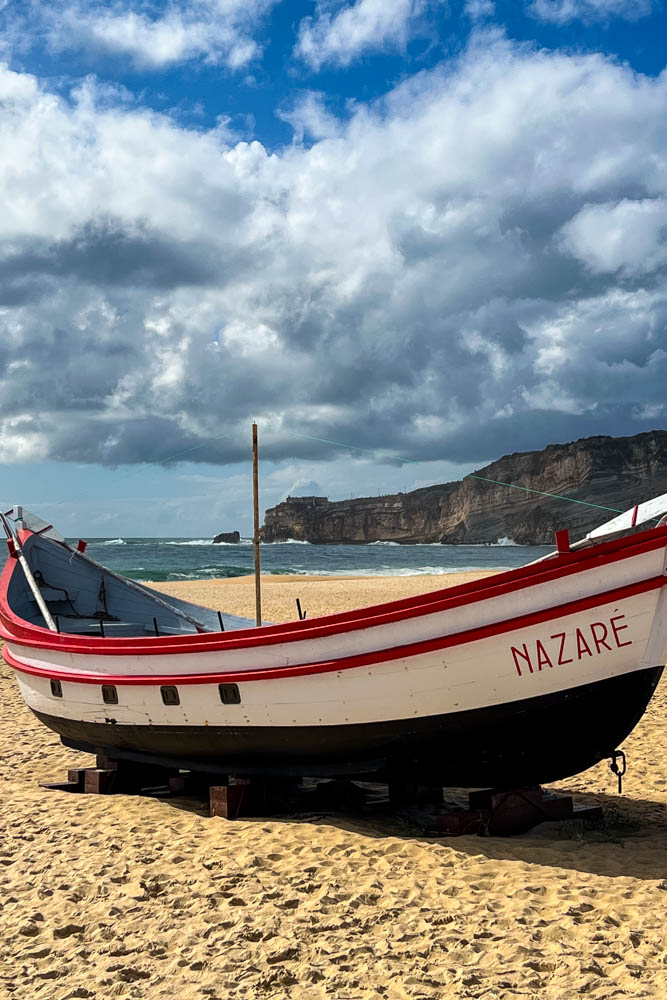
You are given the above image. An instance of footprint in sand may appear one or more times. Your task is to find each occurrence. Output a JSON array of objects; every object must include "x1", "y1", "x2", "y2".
[
  {"x1": 18, "y1": 923, "x2": 41, "y2": 937},
  {"x1": 53, "y1": 924, "x2": 85, "y2": 938}
]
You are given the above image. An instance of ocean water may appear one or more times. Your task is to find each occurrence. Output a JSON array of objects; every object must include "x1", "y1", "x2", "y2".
[{"x1": 72, "y1": 537, "x2": 554, "y2": 582}]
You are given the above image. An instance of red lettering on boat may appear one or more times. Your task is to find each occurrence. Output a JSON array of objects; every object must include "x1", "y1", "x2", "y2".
[
  {"x1": 590, "y1": 621, "x2": 612, "y2": 654},
  {"x1": 511, "y1": 644, "x2": 533, "y2": 677},
  {"x1": 610, "y1": 614, "x2": 632, "y2": 648},
  {"x1": 550, "y1": 631, "x2": 574, "y2": 665},
  {"x1": 535, "y1": 640, "x2": 554, "y2": 670},
  {"x1": 575, "y1": 628, "x2": 593, "y2": 658}
]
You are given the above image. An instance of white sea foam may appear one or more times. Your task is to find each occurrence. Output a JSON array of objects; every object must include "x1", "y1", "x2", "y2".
[
  {"x1": 164, "y1": 539, "x2": 250, "y2": 546},
  {"x1": 272, "y1": 538, "x2": 311, "y2": 544},
  {"x1": 213, "y1": 540, "x2": 253, "y2": 546},
  {"x1": 164, "y1": 539, "x2": 216, "y2": 546},
  {"x1": 275, "y1": 565, "x2": 513, "y2": 577},
  {"x1": 370, "y1": 540, "x2": 400, "y2": 546},
  {"x1": 493, "y1": 536, "x2": 519, "y2": 546},
  {"x1": 101, "y1": 538, "x2": 126, "y2": 545}
]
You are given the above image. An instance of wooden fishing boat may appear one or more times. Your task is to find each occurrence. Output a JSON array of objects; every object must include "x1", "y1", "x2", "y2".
[{"x1": 1, "y1": 501, "x2": 666, "y2": 787}]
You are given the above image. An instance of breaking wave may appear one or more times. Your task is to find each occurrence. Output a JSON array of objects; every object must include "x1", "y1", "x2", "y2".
[
  {"x1": 163, "y1": 539, "x2": 252, "y2": 546},
  {"x1": 165, "y1": 539, "x2": 219, "y2": 546},
  {"x1": 295, "y1": 565, "x2": 512, "y2": 576},
  {"x1": 82, "y1": 536, "x2": 551, "y2": 582}
]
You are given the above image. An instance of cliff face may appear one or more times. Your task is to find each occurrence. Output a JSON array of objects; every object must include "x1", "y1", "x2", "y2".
[{"x1": 262, "y1": 431, "x2": 667, "y2": 545}]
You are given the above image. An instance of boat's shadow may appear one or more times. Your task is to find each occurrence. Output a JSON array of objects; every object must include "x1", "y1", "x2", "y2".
[
  {"x1": 424, "y1": 787, "x2": 667, "y2": 880},
  {"x1": 163, "y1": 782, "x2": 667, "y2": 881}
]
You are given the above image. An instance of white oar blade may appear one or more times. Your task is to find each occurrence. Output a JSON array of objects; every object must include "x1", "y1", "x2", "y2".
[{"x1": 587, "y1": 492, "x2": 667, "y2": 540}]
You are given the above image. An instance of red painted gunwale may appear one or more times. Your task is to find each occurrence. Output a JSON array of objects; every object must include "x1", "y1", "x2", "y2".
[
  {"x1": 5, "y1": 574, "x2": 665, "y2": 685},
  {"x1": 0, "y1": 524, "x2": 666, "y2": 657}
]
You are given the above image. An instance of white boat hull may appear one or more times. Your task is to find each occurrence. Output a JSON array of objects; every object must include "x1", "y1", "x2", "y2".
[{"x1": 2, "y1": 510, "x2": 666, "y2": 783}]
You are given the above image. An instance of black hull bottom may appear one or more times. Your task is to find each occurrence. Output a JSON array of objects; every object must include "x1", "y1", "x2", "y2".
[{"x1": 36, "y1": 667, "x2": 664, "y2": 786}]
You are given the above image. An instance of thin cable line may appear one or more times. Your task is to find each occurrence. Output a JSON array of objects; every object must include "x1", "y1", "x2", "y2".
[
  {"x1": 10, "y1": 424, "x2": 652, "y2": 525},
  {"x1": 286, "y1": 431, "x2": 418, "y2": 464},
  {"x1": 466, "y1": 475, "x2": 623, "y2": 513},
  {"x1": 284, "y1": 431, "x2": 630, "y2": 516}
]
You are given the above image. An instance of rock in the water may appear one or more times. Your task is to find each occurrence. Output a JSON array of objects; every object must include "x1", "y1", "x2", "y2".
[
  {"x1": 261, "y1": 431, "x2": 667, "y2": 545},
  {"x1": 212, "y1": 530, "x2": 240, "y2": 544}
]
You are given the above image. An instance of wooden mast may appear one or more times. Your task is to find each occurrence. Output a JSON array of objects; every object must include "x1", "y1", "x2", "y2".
[{"x1": 252, "y1": 422, "x2": 262, "y2": 627}]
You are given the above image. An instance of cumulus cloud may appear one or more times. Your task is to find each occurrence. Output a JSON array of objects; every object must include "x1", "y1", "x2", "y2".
[
  {"x1": 464, "y1": 0, "x2": 495, "y2": 20},
  {"x1": 1, "y1": 0, "x2": 276, "y2": 69},
  {"x1": 528, "y1": 0, "x2": 653, "y2": 24},
  {"x1": 287, "y1": 477, "x2": 324, "y2": 497},
  {"x1": 295, "y1": 0, "x2": 439, "y2": 71},
  {"x1": 558, "y1": 199, "x2": 667, "y2": 276},
  {"x1": 277, "y1": 91, "x2": 343, "y2": 143},
  {"x1": 0, "y1": 35, "x2": 666, "y2": 475}
]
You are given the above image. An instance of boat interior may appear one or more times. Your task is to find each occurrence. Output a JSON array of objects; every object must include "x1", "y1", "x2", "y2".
[
  {"x1": 6, "y1": 528, "x2": 256, "y2": 638},
  {"x1": 4, "y1": 497, "x2": 666, "y2": 640}
]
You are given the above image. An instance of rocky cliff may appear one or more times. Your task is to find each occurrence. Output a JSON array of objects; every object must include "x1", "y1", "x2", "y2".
[{"x1": 262, "y1": 431, "x2": 667, "y2": 545}]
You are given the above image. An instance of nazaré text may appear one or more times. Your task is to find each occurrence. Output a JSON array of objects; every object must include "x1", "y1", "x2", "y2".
[{"x1": 511, "y1": 614, "x2": 632, "y2": 677}]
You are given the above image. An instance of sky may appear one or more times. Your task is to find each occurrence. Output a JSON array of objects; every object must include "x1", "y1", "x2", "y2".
[{"x1": 0, "y1": 0, "x2": 665, "y2": 536}]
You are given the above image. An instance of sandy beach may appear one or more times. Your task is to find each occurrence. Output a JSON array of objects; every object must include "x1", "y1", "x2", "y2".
[
  {"x1": 2, "y1": 571, "x2": 667, "y2": 999},
  {"x1": 156, "y1": 570, "x2": 504, "y2": 623}
]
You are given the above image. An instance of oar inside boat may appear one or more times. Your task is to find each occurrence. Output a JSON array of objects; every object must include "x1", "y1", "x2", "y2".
[
  {"x1": 0, "y1": 508, "x2": 57, "y2": 631},
  {"x1": 1, "y1": 506, "x2": 257, "y2": 638}
]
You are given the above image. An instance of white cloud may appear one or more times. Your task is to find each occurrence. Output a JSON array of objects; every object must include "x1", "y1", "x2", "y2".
[
  {"x1": 295, "y1": 0, "x2": 438, "y2": 71},
  {"x1": 2, "y1": 0, "x2": 276, "y2": 70},
  {"x1": 0, "y1": 35, "x2": 666, "y2": 478},
  {"x1": 528, "y1": 0, "x2": 653, "y2": 24},
  {"x1": 465, "y1": 0, "x2": 495, "y2": 20},
  {"x1": 559, "y1": 199, "x2": 667, "y2": 276},
  {"x1": 277, "y1": 91, "x2": 343, "y2": 143}
]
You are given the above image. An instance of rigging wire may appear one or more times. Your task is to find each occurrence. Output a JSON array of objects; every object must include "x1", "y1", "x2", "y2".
[
  {"x1": 8, "y1": 423, "x2": 648, "y2": 523},
  {"x1": 285, "y1": 430, "x2": 626, "y2": 516},
  {"x1": 465, "y1": 475, "x2": 623, "y2": 514}
]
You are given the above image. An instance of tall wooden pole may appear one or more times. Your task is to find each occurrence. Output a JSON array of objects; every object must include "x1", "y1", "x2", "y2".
[{"x1": 252, "y1": 422, "x2": 262, "y2": 627}]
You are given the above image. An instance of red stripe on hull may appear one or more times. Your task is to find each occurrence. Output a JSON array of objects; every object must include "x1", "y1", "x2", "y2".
[
  {"x1": 1, "y1": 525, "x2": 666, "y2": 656},
  {"x1": 6, "y1": 573, "x2": 664, "y2": 686}
]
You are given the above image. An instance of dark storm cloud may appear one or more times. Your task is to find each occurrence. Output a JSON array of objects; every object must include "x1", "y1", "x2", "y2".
[
  {"x1": 0, "y1": 276, "x2": 53, "y2": 306},
  {"x1": 399, "y1": 408, "x2": 666, "y2": 465},
  {"x1": 0, "y1": 218, "x2": 223, "y2": 290},
  {"x1": 0, "y1": 38, "x2": 665, "y2": 473},
  {"x1": 48, "y1": 415, "x2": 248, "y2": 466}
]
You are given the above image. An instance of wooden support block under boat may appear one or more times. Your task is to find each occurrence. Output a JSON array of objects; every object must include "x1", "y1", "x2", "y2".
[
  {"x1": 40, "y1": 768, "x2": 88, "y2": 793},
  {"x1": 209, "y1": 780, "x2": 252, "y2": 820},
  {"x1": 208, "y1": 777, "x2": 303, "y2": 818},
  {"x1": 37, "y1": 753, "x2": 607, "y2": 835},
  {"x1": 84, "y1": 768, "x2": 118, "y2": 795},
  {"x1": 436, "y1": 787, "x2": 603, "y2": 837},
  {"x1": 40, "y1": 755, "x2": 177, "y2": 796}
]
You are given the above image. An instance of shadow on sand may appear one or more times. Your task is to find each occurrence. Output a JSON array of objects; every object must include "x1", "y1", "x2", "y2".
[{"x1": 159, "y1": 779, "x2": 667, "y2": 881}]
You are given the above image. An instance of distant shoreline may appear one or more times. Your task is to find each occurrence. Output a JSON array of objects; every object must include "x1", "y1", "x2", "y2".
[{"x1": 151, "y1": 570, "x2": 506, "y2": 584}]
